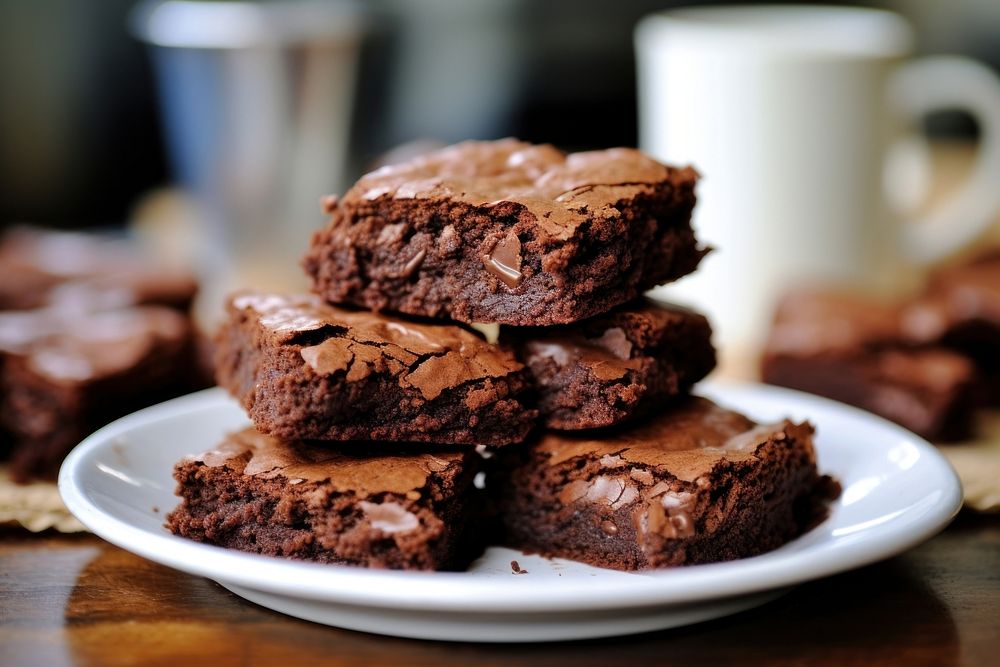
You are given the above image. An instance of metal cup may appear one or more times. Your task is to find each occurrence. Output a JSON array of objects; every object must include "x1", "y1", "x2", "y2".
[{"x1": 131, "y1": 0, "x2": 364, "y2": 319}]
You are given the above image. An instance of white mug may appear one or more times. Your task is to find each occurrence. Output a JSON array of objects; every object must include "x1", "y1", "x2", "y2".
[{"x1": 636, "y1": 5, "x2": 1000, "y2": 363}]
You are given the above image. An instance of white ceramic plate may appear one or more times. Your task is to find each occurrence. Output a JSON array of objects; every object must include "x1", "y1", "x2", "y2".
[{"x1": 59, "y1": 382, "x2": 962, "y2": 642}]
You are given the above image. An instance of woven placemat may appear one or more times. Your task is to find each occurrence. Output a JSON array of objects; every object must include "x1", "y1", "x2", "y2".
[
  {"x1": 0, "y1": 466, "x2": 85, "y2": 532},
  {"x1": 939, "y1": 410, "x2": 1000, "y2": 512}
]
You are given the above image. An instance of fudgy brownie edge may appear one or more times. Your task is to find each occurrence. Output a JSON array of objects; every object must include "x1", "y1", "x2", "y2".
[{"x1": 215, "y1": 292, "x2": 537, "y2": 446}]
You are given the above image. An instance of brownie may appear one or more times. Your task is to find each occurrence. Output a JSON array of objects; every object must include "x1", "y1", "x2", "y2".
[
  {"x1": 901, "y1": 252, "x2": 1000, "y2": 404},
  {"x1": 0, "y1": 226, "x2": 197, "y2": 312},
  {"x1": 491, "y1": 397, "x2": 831, "y2": 571},
  {"x1": 216, "y1": 292, "x2": 537, "y2": 446},
  {"x1": 166, "y1": 428, "x2": 481, "y2": 570},
  {"x1": 761, "y1": 291, "x2": 977, "y2": 441},
  {"x1": 303, "y1": 139, "x2": 706, "y2": 326},
  {"x1": 514, "y1": 299, "x2": 716, "y2": 430},
  {"x1": 0, "y1": 306, "x2": 199, "y2": 481}
]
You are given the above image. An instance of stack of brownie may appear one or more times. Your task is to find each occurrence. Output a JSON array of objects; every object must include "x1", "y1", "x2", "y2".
[
  {"x1": 0, "y1": 227, "x2": 206, "y2": 482},
  {"x1": 762, "y1": 252, "x2": 1000, "y2": 442},
  {"x1": 168, "y1": 139, "x2": 832, "y2": 571}
]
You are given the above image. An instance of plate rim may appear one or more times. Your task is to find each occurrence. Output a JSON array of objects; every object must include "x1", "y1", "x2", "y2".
[{"x1": 58, "y1": 381, "x2": 963, "y2": 614}]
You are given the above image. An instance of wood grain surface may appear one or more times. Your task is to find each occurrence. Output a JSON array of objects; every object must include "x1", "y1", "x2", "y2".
[{"x1": 1, "y1": 513, "x2": 997, "y2": 667}]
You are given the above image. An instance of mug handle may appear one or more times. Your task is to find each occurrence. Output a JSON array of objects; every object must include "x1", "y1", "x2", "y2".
[{"x1": 889, "y1": 56, "x2": 1000, "y2": 263}]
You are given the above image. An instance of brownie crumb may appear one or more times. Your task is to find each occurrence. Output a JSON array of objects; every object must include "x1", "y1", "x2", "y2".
[{"x1": 510, "y1": 560, "x2": 528, "y2": 575}]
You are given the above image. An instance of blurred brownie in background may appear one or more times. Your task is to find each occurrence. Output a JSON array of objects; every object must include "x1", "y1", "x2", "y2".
[
  {"x1": 0, "y1": 226, "x2": 208, "y2": 481},
  {"x1": 0, "y1": 307, "x2": 201, "y2": 480},
  {"x1": 902, "y1": 252, "x2": 1000, "y2": 405},
  {"x1": 0, "y1": 226, "x2": 197, "y2": 312},
  {"x1": 761, "y1": 291, "x2": 977, "y2": 442}
]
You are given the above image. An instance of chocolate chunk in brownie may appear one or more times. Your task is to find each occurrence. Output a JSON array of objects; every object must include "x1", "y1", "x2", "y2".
[
  {"x1": 901, "y1": 252, "x2": 1000, "y2": 404},
  {"x1": 514, "y1": 299, "x2": 716, "y2": 430},
  {"x1": 0, "y1": 226, "x2": 197, "y2": 312},
  {"x1": 304, "y1": 139, "x2": 706, "y2": 326},
  {"x1": 490, "y1": 396, "x2": 833, "y2": 571},
  {"x1": 166, "y1": 428, "x2": 482, "y2": 571},
  {"x1": 215, "y1": 292, "x2": 537, "y2": 446},
  {"x1": 0, "y1": 306, "x2": 199, "y2": 480},
  {"x1": 761, "y1": 290, "x2": 977, "y2": 441}
]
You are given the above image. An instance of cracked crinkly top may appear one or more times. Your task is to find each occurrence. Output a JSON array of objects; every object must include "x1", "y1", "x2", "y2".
[{"x1": 214, "y1": 292, "x2": 537, "y2": 446}]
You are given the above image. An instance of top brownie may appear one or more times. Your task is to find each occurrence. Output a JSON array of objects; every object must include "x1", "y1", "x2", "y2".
[{"x1": 304, "y1": 139, "x2": 705, "y2": 326}]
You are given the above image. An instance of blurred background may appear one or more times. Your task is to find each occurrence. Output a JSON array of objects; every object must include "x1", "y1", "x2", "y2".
[{"x1": 3, "y1": 0, "x2": 998, "y2": 226}]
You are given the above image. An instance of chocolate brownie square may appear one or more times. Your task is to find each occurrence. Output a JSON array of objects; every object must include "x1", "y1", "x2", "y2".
[
  {"x1": 0, "y1": 226, "x2": 197, "y2": 312},
  {"x1": 515, "y1": 299, "x2": 716, "y2": 430},
  {"x1": 215, "y1": 292, "x2": 537, "y2": 446},
  {"x1": 761, "y1": 290, "x2": 977, "y2": 441},
  {"x1": 167, "y1": 428, "x2": 481, "y2": 570},
  {"x1": 491, "y1": 397, "x2": 832, "y2": 571},
  {"x1": 902, "y1": 252, "x2": 1000, "y2": 404},
  {"x1": 0, "y1": 306, "x2": 199, "y2": 480},
  {"x1": 304, "y1": 139, "x2": 705, "y2": 326}
]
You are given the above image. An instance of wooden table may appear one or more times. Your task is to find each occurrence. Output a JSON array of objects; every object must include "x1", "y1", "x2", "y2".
[{"x1": 1, "y1": 512, "x2": 997, "y2": 667}]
